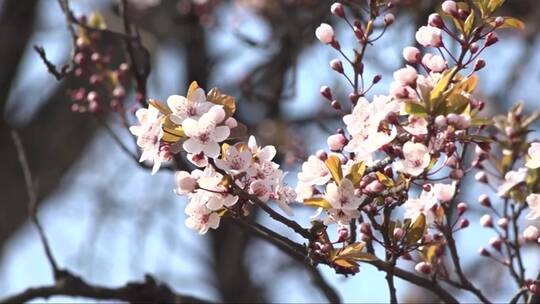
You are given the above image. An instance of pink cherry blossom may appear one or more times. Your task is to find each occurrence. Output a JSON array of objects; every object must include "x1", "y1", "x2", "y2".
[
  {"x1": 395, "y1": 142, "x2": 431, "y2": 176},
  {"x1": 404, "y1": 115, "x2": 428, "y2": 136},
  {"x1": 523, "y1": 225, "x2": 539, "y2": 242},
  {"x1": 129, "y1": 105, "x2": 167, "y2": 174},
  {"x1": 175, "y1": 171, "x2": 198, "y2": 195},
  {"x1": 497, "y1": 168, "x2": 527, "y2": 197},
  {"x1": 298, "y1": 155, "x2": 331, "y2": 185},
  {"x1": 182, "y1": 106, "x2": 230, "y2": 158},
  {"x1": 526, "y1": 142, "x2": 540, "y2": 169},
  {"x1": 215, "y1": 145, "x2": 252, "y2": 174},
  {"x1": 167, "y1": 88, "x2": 213, "y2": 124},
  {"x1": 526, "y1": 193, "x2": 540, "y2": 220},
  {"x1": 441, "y1": 1, "x2": 457, "y2": 15},
  {"x1": 325, "y1": 179, "x2": 362, "y2": 211},
  {"x1": 185, "y1": 202, "x2": 220, "y2": 234},
  {"x1": 403, "y1": 188, "x2": 437, "y2": 224},
  {"x1": 415, "y1": 26, "x2": 442, "y2": 47},
  {"x1": 433, "y1": 182, "x2": 456, "y2": 202}
]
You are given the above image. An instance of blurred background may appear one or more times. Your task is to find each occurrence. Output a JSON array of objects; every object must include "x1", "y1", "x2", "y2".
[{"x1": 1, "y1": 0, "x2": 540, "y2": 302}]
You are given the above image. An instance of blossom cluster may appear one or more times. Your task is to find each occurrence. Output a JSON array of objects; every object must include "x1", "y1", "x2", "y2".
[{"x1": 130, "y1": 82, "x2": 295, "y2": 234}]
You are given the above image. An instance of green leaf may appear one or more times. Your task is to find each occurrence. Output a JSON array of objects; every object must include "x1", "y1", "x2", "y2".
[
  {"x1": 304, "y1": 197, "x2": 332, "y2": 210},
  {"x1": 464, "y1": 10, "x2": 475, "y2": 35},
  {"x1": 375, "y1": 171, "x2": 394, "y2": 187},
  {"x1": 472, "y1": 0, "x2": 489, "y2": 17},
  {"x1": 406, "y1": 213, "x2": 426, "y2": 245},
  {"x1": 404, "y1": 102, "x2": 428, "y2": 117},
  {"x1": 325, "y1": 155, "x2": 343, "y2": 184},
  {"x1": 347, "y1": 161, "x2": 366, "y2": 188},
  {"x1": 471, "y1": 117, "x2": 494, "y2": 126},
  {"x1": 445, "y1": 94, "x2": 470, "y2": 115},
  {"x1": 429, "y1": 68, "x2": 456, "y2": 112},
  {"x1": 335, "y1": 243, "x2": 378, "y2": 262},
  {"x1": 487, "y1": 0, "x2": 505, "y2": 13}
]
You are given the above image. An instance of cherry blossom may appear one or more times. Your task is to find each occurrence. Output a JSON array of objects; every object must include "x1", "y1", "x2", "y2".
[
  {"x1": 422, "y1": 54, "x2": 447, "y2": 72},
  {"x1": 215, "y1": 145, "x2": 252, "y2": 174},
  {"x1": 167, "y1": 87, "x2": 213, "y2": 124},
  {"x1": 523, "y1": 225, "x2": 539, "y2": 242},
  {"x1": 192, "y1": 166, "x2": 239, "y2": 211},
  {"x1": 403, "y1": 47, "x2": 420, "y2": 63},
  {"x1": 526, "y1": 193, "x2": 540, "y2": 220},
  {"x1": 325, "y1": 179, "x2": 363, "y2": 212},
  {"x1": 185, "y1": 202, "x2": 220, "y2": 234},
  {"x1": 394, "y1": 65, "x2": 418, "y2": 86},
  {"x1": 497, "y1": 167, "x2": 527, "y2": 197},
  {"x1": 525, "y1": 142, "x2": 540, "y2": 169},
  {"x1": 433, "y1": 182, "x2": 456, "y2": 202},
  {"x1": 247, "y1": 135, "x2": 277, "y2": 163},
  {"x1": 395, "y1": 142, "x2": 431, "y2": 176},
  {"x1": 404, "y1": 115, "x2": 428, "y2": 136},
  {"x1": 129, "y1": 105, "x2": 167, "y2": 174},
  {"x1": 298, "y1": 155, "x2": 331, "y2": 185},
  {"x1": 403, "y1": 188, "x2": 437, "y2": 224},
  {"x1": 175, "y1": 171, "x2": 198, "y2": 195},
  {"x1": 182, "y1": 106, "x2": 231, "y2": 158}
]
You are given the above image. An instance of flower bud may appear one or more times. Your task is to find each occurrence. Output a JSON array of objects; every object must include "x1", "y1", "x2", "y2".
[
  {"x1": 475, "y1": 171, "x2": 488, "y2": 183},
  {"x1": 225, "y1": 117, "x2": 238, "y2": 128},
  {"x1": 478, "y1": 247, "x2": 491, "y2": 257},
  {"x1": 330, "y1": 2, "x2": 345, "y2": 18},
  {"x1": 337, "y1": 226, "x2": 349, "y2": 242},
  {"x1": 450, "y1": 169, "x2": 464, "y2": 180},
  {"x1": 360, "y1": 222, "x2": 372, "y2": 237},
  {"x1": 459, "y1": 218, "x2": 469, "y2": 229},
  {"x1": 490, "y1": 237, "x2": 502, "y2": 251},
  {"x1": 470, "y1": 42, "x2": 479, "y2": 54},
  {"x1": 316, "y1": 149, "x2": 328, "y2": 161},
  {"x1": 316, "y1": 23, "x2": 335, "y2": 44},
  {"x1": 457, "y1": 202, "x2": 467, "y2": 216},
  {"x1": 113, "y1": 86, "x2": 125, "y2": 99},
  {"x1": 497, "y1": 217, "x2": 509, "y2": 229},
  {"x1": 428, "y1": 13, "x2": 444, "y2": 28},
  {"x1": 330, "y1": 59, "x2": 344, "y2": 73},
  {"x1": 494, "y1": 16, "x2": 504, "y2": 27},
  {"x1": 393, "y1": 227, "x2": 404, "y2": 241},
  {"x1": 473, "y1": 59, "x2": 486, "y2": 71},
  {"x1": 403, "y1": 47, "x2": 421, "y2": 64},
  {"x1": 480, "y1": 214, "x2": 493, "y2": 228},
  {"x1": 372, "y1": 74, "x2": 382, "y2": 84},
  {"x1": 435, "y1": 115, "x2": 447, "y2": 127},
  {"x1": 524, "y1": 226, "x2": 539, "y2": 242},
  {"x1": 485, "y1": 32, "x2": 499, "y2": 47},
  {"x1": 320, "y1": 86, "x2": 332, "y2": 100},
  {"x1": 327, "y1": 133, "x2": 348, "y2": 151},
  {"x1": 478, "y1": 194, "x2": 491, "y2": 207},
  {"x1": 441, "y1": 1, "x2": 457, "y2": 15},
  {"x1": 330, "y1": 100, "x2": 342, "y2": 110},
  {"x1": 415, "y1": 262, "x2": 432, "y2": 274},
  {"x1": 384, "y1": 13, "x2": 395, "y2": 26}
]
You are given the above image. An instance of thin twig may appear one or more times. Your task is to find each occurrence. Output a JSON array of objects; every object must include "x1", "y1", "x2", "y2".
[{"x1": 10, "y1": 130, "x2": 60, "y2": 278}]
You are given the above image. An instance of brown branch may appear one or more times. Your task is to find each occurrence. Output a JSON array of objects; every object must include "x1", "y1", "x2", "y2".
[
  {"x1": 10, "y1": 130, "x2": 60, "y2": 277},
  {"x1": 33, "y1": 46, "x2": 73, "y2": 80},
  {"x1": 0, "y1": 271, "x2": 211, "y2": 304}
]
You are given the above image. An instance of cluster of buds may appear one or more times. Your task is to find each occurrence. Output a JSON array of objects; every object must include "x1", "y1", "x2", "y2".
[{"x1": 67, "y1": 13, "x2": 130, "y2": 114}]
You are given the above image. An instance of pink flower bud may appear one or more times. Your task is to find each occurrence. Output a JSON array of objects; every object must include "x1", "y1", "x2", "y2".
[
  {"x1": 330, "y1": 100, "x2": 342, "y2": 110},
  {"x1": 490, "y1": 237, "x2": 502, "y2": 251},
  {"x1": 497, "y1": 218, "x2": 509, "y2": 229},
  {"x1": 337, "y1": 226, "x2": 349, "y2": 242},
  {"x1": 480, "y1": 214, "x2": 493, "y2": 228},
  {"x1": 384, "y1": 13, "x2": 395, "y2": 26},
  {"x1": 320, "y1": 86, "x2": 332, "y2": 100},
  {"x1": 360, "y1": 223, "x2": 372, "y2": 237},
  {"x1": 403, "y1": 47, "x2": 421, "y2": 63},
  {"x1": 441, "y1": 1, "x2": 457, "y2": 15},
  {"x1": 365, "y1": 180, "x2": 385, "y2": 193},
  {"x1": 478, "y1": 194, "x2": 491, "y2": 207},
  {"x1": 330, "y1": 2, "x2": 345, "y2": 18},
  {"x1": 473, "y1": 59, "x2": 486, "y2": 71},
  {"x1": 415, "y1": 262, "x2": 432, "y2": 274},
  {"x1": 478, "y1": 247, "x2": 491, "y2": 257},
  {"x1": 225, "y1": 117, "x2": 238, "y2": 128},
  {"x1": 459, "y1": 218, "x2": 470, "y2": 229},
  {"x1": 415, "y1": 26, "x2": 443, "y2": 47},
  {"x1": 485, "y1": 32, "x2": 498, "y2": 47},
  {"x1": 353, "y1": 25, "x2": 364, "y2": 41},
  {"x1": 393, "y1": 227, "x2": 404, "y2": 241},
  {"x1": 475, "y1": 171, "x2": 488, "y2": 183},
  {"x1": 435, "y1": 115, "x2": 447, "y2": 127},
  {"x1": 316, "y1": 149, "x2": 328, "y2": 161},
  {"x1": 494, "y1": 16, "x2": 504, "y2": 27},
  {"x1": 113, "y1": 86, "x2": 125, "y2": 99},
  {"x1": 428, "y1": 13, "x2": 444, "y2": 28},
  {"x1": 393, "y1": 65, "x2": 418, "y2": 86},
  {"x1": 330, "y1": 59, "x2": 344, "y2": 73},
  {"x1": 315, "y1": 23, "x2": 335, "y2": 44},
  {"x1": 470, "y1": 42, "x2": 479, "y2": 54},
  {"x1": 327, "y1": 133, "x2": 348, "y2": 151},
  {"x1": 524, "y1": 226, "x2": 539, "y2": 242},
  {"x1": 372, "y1": 74, "x2": 382, "y2": 84},
  {"x1": 457, "y1": 202, "x2": 468, "y2": 215},
  {"x1": 87, "y1": 91, "x2": 99, "y2": 102},
  {"x1": 422, "y1": 53, "x2": 447, "y2": 72}
]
